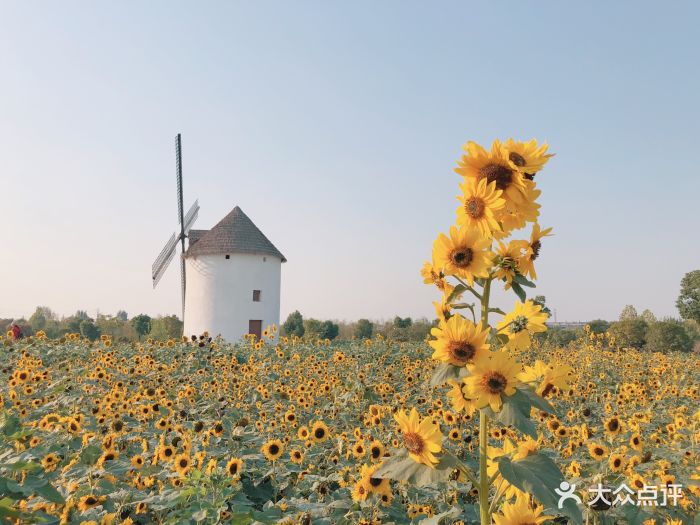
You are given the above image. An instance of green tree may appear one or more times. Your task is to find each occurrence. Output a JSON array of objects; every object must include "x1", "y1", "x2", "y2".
[
  {"x1": 28, "y1": 306, "x2": 56, "y2": 332},
  {"x1": 587, "y1": 319, "x2": 610, "y2": 334},
  {"x1": 676, "y1": 270, "x2": 700, "y2": 324},
  {"x1": 532, "y1": 295, "x2": 552, "y2": 316},
  {"x1": 319, "y1": 320, "x2": 339, "y2": 340},
  {"x1": 79, "y1": 319, "x2": 101, "y2": 341},
  {"x1": 116, "y1": 310, "x2": 128, "y2": 322},
  {"x1": 609, "y1": 319, "x2": 647, "y2": 349},
  {"x1": 303, "y1": 319, "x2": 322, "y2": 339},
  {"x1": 645, "y1": 319, "x2": 692, "y2": 353},
  {"x1": 150, "y1": 315, "x2": 183, "y2": 340},
  {"x1": 393, "y1": 316, "x2": 413, "y2": 329},
  {"x1": 282, "y1": 311, "x2": 305, "y2": 337},
  {"x1": 130, "y1": 314, "x2": 152, "y2": 341},
  {"x1": 354, "y1": 319, "x2": 374, "y2": 339},
  {"x1": 640, "y1": 309, "x2": 657, "y2": 323},
  {"x1": 619, "y1": 305, "x2": 638, "y2": 321}
]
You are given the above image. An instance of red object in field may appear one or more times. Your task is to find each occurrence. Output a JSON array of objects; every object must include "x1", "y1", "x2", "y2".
[{"x1": 11, "y1": 324, "x2": 23, "y2": 340}]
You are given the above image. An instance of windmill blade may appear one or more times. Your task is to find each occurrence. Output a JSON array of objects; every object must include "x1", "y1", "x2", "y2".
[
  {"x1": 152, "y1": 232, "x2": 179, "y2": 288},
  {"x1": 180, "y1": 255, "x2": 186, "y2": 322},
  {"x1": 176, "y1": 134, "x2": 184, "y2": 225},
  {"x1": 183, "y1": 199, "x2": 199, "y2": 235}
]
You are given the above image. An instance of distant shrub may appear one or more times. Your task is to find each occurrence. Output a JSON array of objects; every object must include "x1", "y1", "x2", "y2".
[
  {"x1": 645, "y1": 319, "x2": 692, "y2": 353},
  {"x1": 587, "y1": 319, "x2": 610, "y2": 334},
  {"x1": 608, "y1": 319, "x2": 647, "y2": 349},
  {"x1": 354, "y1": 319, "x2": 373, "y2": 340}
]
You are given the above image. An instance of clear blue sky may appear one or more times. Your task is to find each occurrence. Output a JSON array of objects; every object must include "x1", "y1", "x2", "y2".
[{"x1": 2, "y1": 1, "x2": 698, "y2": 323}]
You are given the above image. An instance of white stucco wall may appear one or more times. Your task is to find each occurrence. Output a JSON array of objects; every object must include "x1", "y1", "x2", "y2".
[{"x1": 183, "y1": 252, "x2": 282, "y2": 342}]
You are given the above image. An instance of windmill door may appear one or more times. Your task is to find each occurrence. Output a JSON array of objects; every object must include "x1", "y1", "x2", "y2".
[{"x1": 248, "y1": 320, "x2": 262, "y2": 339}]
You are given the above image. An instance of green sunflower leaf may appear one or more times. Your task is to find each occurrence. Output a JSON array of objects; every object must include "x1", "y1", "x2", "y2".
[
  {"x1": 497, "y1": 453, "x2": 582, "y2": 525},
  {"x1": 484, "y1": 389, "x2": 537, "y2": 439},
  {"x1": 429, "y1": 363, "x2": 464, "y2": 387},
  {"x1": 510, "y1": 282, "x2": 527, "y2": 302},
  {"x1": 373, "y1": 450, "x2": 467, "y2": 487}
]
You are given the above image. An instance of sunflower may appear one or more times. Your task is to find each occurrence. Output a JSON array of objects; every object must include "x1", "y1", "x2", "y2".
[
  {"x1": 503, "y1": 138, "x2": 553, "y2": 180},
  {"x1": 517, "y1": 224, "x2": 553, "y2": 280},
  {"x1": 393, "y1": 408, "x2": 443, "y2": 468},
  {"x1": 432, "y1": 226, "x2": 493, "y2": 285},
  {"x1": 77, "y1": 495, "x2": 106, "y2": 512},
  {"x1": 497, "y1": 301, "x2": 548, "y2": 350},
  {"x1": 261, "y1": 439, "x2": 284, "y2": 461},
  {"x1": 225, "y1": 457, "x2": 243, "y2": 476},
  {"x1": 289, "y1": 449, "x2": 304, "y2": 464},
  {"x1": 518, "y1": 360, "x2": 574, "y2": 397},
  {"x1": 369, "y1": 440, "x2": 385, "y2": 462},
  {"x1": 41, "y1": 453, "x2": 60, "y2": 472},
  {"x1": 351, "y1": 478, "x2": 370, "y2": 502},
  {"x1": 352, "y1": 440, "x2": 366, "y2": 458},
  {"x1": 609, "y1": 453, "x2": 626, "y2": 472},
  {"x1": 297, "y1": 426, "x2": 310, "y2": 440},
  {"x1": 630, "y1": 433, "x2": 643, "y2": 452},
  {"x1": 446, "y1": 379, "x2": 476, "y2": 415},
  {"x1": 429, "y1": 314, "x2": 490, "y2": 367},
  {"x1": 587, "y1": 442, "x2": 609, "y2": 461},
  {"x1": 493, "y1": 240, "x2": 527, "y2": 286},
  {"x1": 456, "y1": 178, "x2": 505, "y2": 237},
  {"x1": 492, "y1": 493, "x2": 553, "y2": 525},
  {"x1": 159, "y1": 445, "x2": 175, "y2": 462},
  {"x1": 462, "y1": 351, "x2": 520, "y2": 412},
  {"x1": 420, "y1": 260, "x2": 454, "y2": 296},
  {"x1": 173, "y1": 454, "x2": 191, "y2": 477},
  {"x1": 604, "y1": 416, "x2": 623, "y2": 436},
  {"x1": 311, "y1": 421, "x2": 330, "y2": 443},
  {"x1": 130, "y1": 455, "x2": 144, "y2": 468},
  {"x1": 455, "y1": 140, "x2": 528, "y2": 207},
  {"x1": 360, "y1": 463, "x2": 391, "y2": 498}
]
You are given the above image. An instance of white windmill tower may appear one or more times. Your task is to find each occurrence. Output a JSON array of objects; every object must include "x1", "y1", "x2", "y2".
[{"x1": 152, "y1": 134, "x2": 286, "y2": 342}]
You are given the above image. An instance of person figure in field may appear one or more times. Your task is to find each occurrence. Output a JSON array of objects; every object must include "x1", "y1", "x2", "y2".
[{"x1": 11, "y1": 323, "x2": 23, "y2": 340}]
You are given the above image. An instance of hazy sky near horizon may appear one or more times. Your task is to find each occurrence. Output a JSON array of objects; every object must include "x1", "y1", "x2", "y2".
[{"x1": 2, "y1": 1, "x2": 699, "y2": 323}]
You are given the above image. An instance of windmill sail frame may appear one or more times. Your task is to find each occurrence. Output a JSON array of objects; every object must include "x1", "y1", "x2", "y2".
[{"x1": 150, "y1": 133, "x2": 198, "y2": 324}]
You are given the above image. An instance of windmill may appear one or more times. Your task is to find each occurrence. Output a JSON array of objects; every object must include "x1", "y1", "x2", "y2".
[{"x1": 151, "y1": 133, "x2": 200, "y2": 322}]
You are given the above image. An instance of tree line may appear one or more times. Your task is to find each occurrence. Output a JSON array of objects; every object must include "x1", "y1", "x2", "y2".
[{"x1": 1, "y1": 307, "x2": 182, "y2": 342}]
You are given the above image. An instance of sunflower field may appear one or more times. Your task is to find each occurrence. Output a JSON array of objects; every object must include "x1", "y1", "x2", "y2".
[
  {"x1": 1, "y1": 139, "x2": 698, "y2": 525},
  {"x1": 0, "y1": 330, "x2": 697, "y2": 525}
]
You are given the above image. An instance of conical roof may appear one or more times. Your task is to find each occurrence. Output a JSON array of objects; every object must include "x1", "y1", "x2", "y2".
[{"x1": 185, "y1": 206, "x2": 286, "y2": 262}]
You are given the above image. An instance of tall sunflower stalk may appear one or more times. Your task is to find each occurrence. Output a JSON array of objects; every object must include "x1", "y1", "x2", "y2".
[{"x1": 377, "y1": 139, "x2": 581, "y2": 525}]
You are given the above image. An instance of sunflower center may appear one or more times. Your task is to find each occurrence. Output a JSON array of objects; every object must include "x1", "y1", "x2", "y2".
[
  {"x1": 449, "y1": 341, "x2": 476, "y2": 362},
  {"x1": 450, "y1": 248, "x2": 473, "y2": 268},
  {"x1": 511, "y1": 315, "x2": 529, "y2": 333},
  {"x1": 403, "y1": 432, "x2": 425, "y2": 455},
  {"x1": 509, "y1": 152, "x2": 526, "y2": 167},
  {"x1": 465, "y1": 197, "x2": 485, "y2": 219},
  {"x1": 483, "y1": 372, "x2": 508, "y2": 394},
  {"x1": 479, "y1": 163, "x2": 513, "y2": 190},
  {"x1": 609, "y1": 420, "x2": 619, "y2": 432},
  {"x1": 369, "y1": 477, "x2": 383, "y2": 487},
  {"x1": 314, "y1": 428, "x2": 325, "y2": 439},
  {"x1": 530, "y1": 240, "x2": 541, "y2": 260},
  {"x1": 269, "y1": 444, "x2": 279, "y2": 455}
]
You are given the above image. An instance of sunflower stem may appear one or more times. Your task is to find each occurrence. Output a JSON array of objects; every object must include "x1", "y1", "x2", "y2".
[
  {"x1": 479, "y1": 410, "x2": 490, "y2": 524},
  {"x1": 478, "y1": 276, "x2": 493, "y2": 524}
]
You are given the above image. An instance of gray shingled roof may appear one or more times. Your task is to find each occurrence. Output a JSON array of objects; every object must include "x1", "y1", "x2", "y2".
[
  {"x1": 187, "y1": 229, "x2": 207, "y2": 247},
  {"x1": 185, "y1": 206, "x2": 286, "y2": 262}
]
